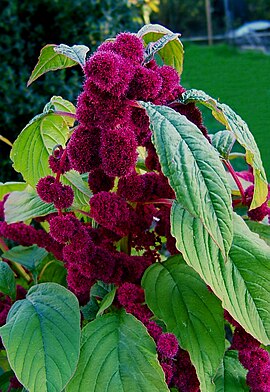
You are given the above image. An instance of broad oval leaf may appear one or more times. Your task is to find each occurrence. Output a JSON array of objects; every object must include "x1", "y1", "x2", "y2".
[
  {"x1": 137, "y1": 24, "x2": 184, "y2": 75},
  {"x1": 54, "y1": 44, "x2": 89, "y2": 67},
  {"x1": 10, "y1": 112, "x2": 69, "y2": 187},
  {"x1": 0, "y1": 283, "x2": 80, "y2": 392},
  {"x1": 171, "y1": 201, "x2": 270, "y2": 345},
  {"x1": 142, "y1": 256, "x2": 225, "y2": 392},
  {"x1": 27, "y1": 44, "x2": 78, "y2": 86},
  {"x1": 4, "y1": 188, "x2": 56, "y2": 224},
  {"x1": 214, "y1": 350, "x2": 248, "y2": 392},
  {"x1": 180, "y1": 89, "x2": 268, "y2": 209},
  {"x1": 141, "y1": 101, "x2": 233, "y2": 258},
  {"x1": 0, "y1": 182, "x2": 27, "y2": 200},
  {"x1": 0, "y1": 260, "x2": 16, "y2": 300},
  {"x1": 67, "y1": 310, "x2": 169, "y2": 392}
]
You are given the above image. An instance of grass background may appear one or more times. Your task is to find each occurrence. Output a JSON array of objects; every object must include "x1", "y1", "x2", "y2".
[{"x1": 180, "y1": 44, "x2": 270, "y2": 178}]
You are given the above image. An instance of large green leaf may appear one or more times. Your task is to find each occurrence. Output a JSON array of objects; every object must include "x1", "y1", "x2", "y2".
[
  {"x1": 0, "y1": 260, "x2": 16, "y2": 300},
  {"x1": 171, "y1": 202, "x2": 270, "y2": 345},
  {"x1": 137, "y1": 24, "x2": 184, "y2": 75},
  {"x1": 10, "y1": 100, "x2": 71, "y2": 187},
  {"x1": 0, "y1": 283, "x2": 80, "y2": 392},
  {"x1": 27, "y1": 44, "x2": 79, "y2": 86},
  {"x1": 180, "y1": 89, "x2": 268, "y2": 209},
  {"x1": 141, "y1": 101, "x2": 233, "y2": 258},
  {"x1": 214, "y1": 350, "x2": 248, "y2": 392},
  {"x1": 142, "y1": 256, "x2": 224, "y2": 392},
  {"x1": 4, "y1": 187, "x2": 56, "y2": 224},
  {"x1": 0, "y1": 182, "x2": 27, "y2": 200},
  {"x1": 67, "y1": 310, "x2": 169, "y2": 392}
]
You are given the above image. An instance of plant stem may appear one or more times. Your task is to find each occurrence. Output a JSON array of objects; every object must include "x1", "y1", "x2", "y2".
[
  {"x1": 0, "y1": 237, "x2": 9, "y2": 252},
  {"x1": 223, "y1": 159, "x2": 246, "y2": 203},
  {"x1": 143, "y1": 198, "x2": 174, "y2": 207},
  {"x1": 54, "y1": 111, "x2": 76, "y2": 119},
  {"x1": 76, "y1": 209, "x2": 92, "y2": 218},
  {"x1": 228, "y1": 152, "x2": 246, "y2": 160},
  {"x1": 126, "y1": 99, "x2": 143, "y2": 108},
  {"x1": 0, "y1": 237, "x2": 31, "y2": 283},
  {"x1": 0, "y1": 135, "x2": 13, "y2": 147}
]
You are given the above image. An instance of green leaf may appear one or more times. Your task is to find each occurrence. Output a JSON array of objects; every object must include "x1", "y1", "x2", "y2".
[
  {"x1": 142, "y1": 32, "x2": 180, "y2": 65},
  {"x1": 142, "y1": 256, "x2": 225, "y2": 392},
  {"x1": 96, "y1": 286, "x2": 116, "y2": 317},
  {"x1": 62, "y1": 170, "x2": 92, "y2": 209},
  {"x1": 80, "y1": 297, "x2": 99, "y2": 322},
  {"x1": 0, "y1": 183, "x2": 27, "y2": 200},
  {"x1": 214, "y1": 350, "x2": 248, "y2": 392},
  {"x1": 0, "y1": 283, "x2": 80, "y2": 392},
  {"x1": 10, "y1": 102, "x2": 70, "y2": 187},
  {"x1": 210, "y1": 131, "x2": 235, "y2": 159},
  {"x1": 81, "y1": 281, "x2": 115, "y2": 321},
  {"x1": 90, "y1": 280, "x2": 115, "y2": 299},
  {"x1": 171, "y1": 202, "x2": 270, "y2": 345},
  {"x1": 2, "y1": 245, "x2": 48, "y2": 272},
  {"x1": 4, "y1": 187, "x2": 56, "y2": 224},
  {"x1": 245, "y1": 220, "x2": 270, "y2": 246},
  {"x1": 141, "y1": 101, "x2": 233, "y2": 258},
  {"x1": 137, "y1": 24, "x2": 184, "y2": 75},
  {"x1": 180, "y1": 89, "x2": 268, "y2": 209},
  {"x1": 54, "y1": 44, "x2": 89, "y2": 67},
  {"x1": 67, "y1": 310, "x2": 169, "y2": 392},
  {"x1": 0, "y1": 261, "x2": 16, "y2": 300},
  {"x1": 45, "y1": 96, "x2": 76, "y2": 127},
  {"x1": 27, "y1": 44, "x2": 78, "y2": 86},
  {"x1": 39, "y1": 259, "x2": 67, "y2": 286}
]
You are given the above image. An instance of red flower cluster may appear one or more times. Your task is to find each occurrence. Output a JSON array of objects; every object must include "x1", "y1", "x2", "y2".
[
  {"x1": 36, "y1": 176, "x2": 74, "y2": 209},
  {"x1": 226, "y1": 312, "x2": 270, "y2": 392}
]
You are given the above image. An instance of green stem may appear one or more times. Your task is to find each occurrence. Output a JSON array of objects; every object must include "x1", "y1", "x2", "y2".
[{"x1": 228, "y1": 152, "x2": 246, "y2": 160}]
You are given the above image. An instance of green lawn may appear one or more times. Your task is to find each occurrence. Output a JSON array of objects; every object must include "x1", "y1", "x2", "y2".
[{"x1": 180, "y1": 43, "x2": 270, "y2": 178}]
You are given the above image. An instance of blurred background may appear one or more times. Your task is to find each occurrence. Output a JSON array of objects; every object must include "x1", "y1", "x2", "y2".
[{"x1": 0, "y1": 0, "x2": 269, "y2": 182}]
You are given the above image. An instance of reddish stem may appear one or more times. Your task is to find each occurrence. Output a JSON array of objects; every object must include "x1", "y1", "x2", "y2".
[
  {"x1": 142, "y1": 198, "x2": 174, "y2": 207},
  {"x1": 76, "y1": 209, "x2": 92, "y2": 218},
  {"x1": 54, "y1": 111, "x2": 76, "y2": 119},
  {"x1": 55, "y1": 148, "x2": 68, "y2": 183},
  {"x1": 126, "y1": 99, "x2": 143, "y2": 108},
  {"x1": 223, "y1": 160, "x2": 246, "y2": 203}
]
